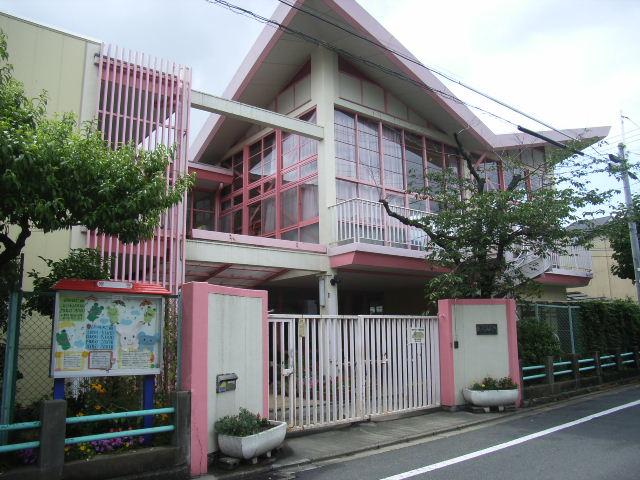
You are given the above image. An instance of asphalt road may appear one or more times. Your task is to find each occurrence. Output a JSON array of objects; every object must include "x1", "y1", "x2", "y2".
[{"x1": 265, "y1": 386, "x2": 640, "y2": 480}]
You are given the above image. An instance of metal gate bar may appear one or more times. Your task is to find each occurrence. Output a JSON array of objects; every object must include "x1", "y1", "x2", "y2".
[{"x1": 268, "y1": 315, "x2": 440, "y2": 431}]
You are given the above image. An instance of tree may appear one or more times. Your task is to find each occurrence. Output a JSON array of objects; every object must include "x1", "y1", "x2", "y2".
[
  {"x1": 606, "y1": 196, "x2": 640, "y2": 282},
  {"x1": 381, "y1": 131, "x2": 612, "y2": 301},
  {"x1": 25, "y1": 248, "x2": 112, "y2": 318},
  {"x1": 0, "y1": 31, "x2": 193, "y2": 270}
]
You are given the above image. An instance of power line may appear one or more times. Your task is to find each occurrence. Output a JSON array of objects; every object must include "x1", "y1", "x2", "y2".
[
  {"x1": 602, "y1": 127, "x2": 640, "y2": 144},
  {"x1": 275, "y1": 0, "x2": 589, "y2": 145},
  {"x1": 206, "y1": 0, "x2": 530, "y2": 131},
  {"x1": 206, "y1": 0, "x2": 608, "y2": 164}
]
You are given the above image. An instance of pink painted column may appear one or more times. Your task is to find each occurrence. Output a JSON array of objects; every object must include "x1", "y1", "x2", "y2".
[
  {"x1": 180, "y1": 282, "x2": 269, "y2": 476},
  {"x1": 180, "y1": 282, "x2": 209, "y2": 476},
  {"x1": 437, "y1": 298, "x2": 521, "y2": 408},
  {"x1": 437, "y1": 299, "x2": 455, "y2": 408}
]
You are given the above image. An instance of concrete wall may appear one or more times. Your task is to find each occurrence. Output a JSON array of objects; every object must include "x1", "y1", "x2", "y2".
[
  {"x1": 525, "y1": 284, "x2": 570, "y2": 303},
  {"x1": 567, "y1": 237, "x2": 636, "y2": 300},
  {"x1": 452, "y1": 304, "x2": 510, "y2": 405},
  {"x1": 181, "y1": 282, "x2": 268, "y2": 476},
  {"x1": 337, "y1": 71, "x2": 426, "y2": 126},
  {"x1": 0, "y1": 12, "x2": 100, "y2": 124},
  {"x1": 438, "y1": 299, "x2": 520, "y2": 407},
  {"x1": 1, "y1": 12, "x2": 101, "y2": 287},
  {"x1": 206, "y1": 292, "x2": 265, "y2": 451}
]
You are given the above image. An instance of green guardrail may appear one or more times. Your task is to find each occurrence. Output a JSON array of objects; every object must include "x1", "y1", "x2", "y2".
[
  {"x1": 522, "y1": 351, "x2": 637, "y2": 382},
  {"x1": 0, "y1": 421, "x2": 41, "y2": 454},
  {"x1": 0, "y1": 407, "x2": 175, "y2": 454}
]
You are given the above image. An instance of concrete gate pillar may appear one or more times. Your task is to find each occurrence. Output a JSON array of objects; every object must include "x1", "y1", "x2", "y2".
[
  {"x1": 181, "y1": 282, "x2": 269, "y2": 476},
  {"x1": 318, "y1": 271, "x2": 339, "y2": 315},
  {"x1": 437, "y1": 299, "x2": 521, "y2": 409}
]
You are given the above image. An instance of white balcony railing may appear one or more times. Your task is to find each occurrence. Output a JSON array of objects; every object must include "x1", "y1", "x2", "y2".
[
  {"x1": 547, "y1": 246, "x2": 593, "y2": 273},
  {"x1": 329, "y1": 198, "x2": 593, "y2": 276},
  {"x1": 330, "y1": 197, "x2": 433, "y2": 250}
]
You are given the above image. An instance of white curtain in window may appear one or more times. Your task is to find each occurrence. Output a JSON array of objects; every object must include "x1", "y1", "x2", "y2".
[{"x1": 301, "y1": 180, "x2": 319, "y2": 221}]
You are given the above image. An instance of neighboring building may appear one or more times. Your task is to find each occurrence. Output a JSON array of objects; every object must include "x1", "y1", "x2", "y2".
[
  {"x1": 567, "y1": 217, "x2": 636, "y2": 300},
  {"x1": 2, "y1": 0, "x2": 609, "y2": 320}
]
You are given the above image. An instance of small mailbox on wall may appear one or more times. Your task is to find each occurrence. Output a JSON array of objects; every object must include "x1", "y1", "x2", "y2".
[{"x1": 216, "y1": 373, "x2": 238, "y2": 393}]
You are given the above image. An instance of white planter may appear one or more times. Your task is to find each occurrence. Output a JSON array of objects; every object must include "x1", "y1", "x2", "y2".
[
  {"x1": 217, "y1": 421, "x2": 287, "y2": 460},
  {"x1": 462, "y1": 388, "x2": 518, "y2": 407}
]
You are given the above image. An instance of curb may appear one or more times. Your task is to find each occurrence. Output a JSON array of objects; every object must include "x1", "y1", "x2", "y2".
[{"x1": 205, "y1": 380, "x2": 640, "y2": 480}]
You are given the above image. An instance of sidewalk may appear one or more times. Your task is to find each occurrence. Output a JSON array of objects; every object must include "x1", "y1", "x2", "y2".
[{"x1": 205, "y1": 408, "x2": 504, "y2": 479}]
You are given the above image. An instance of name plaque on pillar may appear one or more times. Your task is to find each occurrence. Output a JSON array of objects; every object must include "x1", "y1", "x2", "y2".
[{"x1": 476, "y1": 323, "x2": 498, "y2": 335}]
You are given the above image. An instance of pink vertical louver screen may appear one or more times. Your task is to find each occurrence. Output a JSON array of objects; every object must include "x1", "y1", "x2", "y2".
[{"x1": 87, "y1": 44, "x2": 191, "y2": 293}]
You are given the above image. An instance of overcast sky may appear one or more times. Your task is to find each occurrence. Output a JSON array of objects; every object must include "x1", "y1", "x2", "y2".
[{"x1": 1, "y1": 0, "x2": 639, "y2": 207}]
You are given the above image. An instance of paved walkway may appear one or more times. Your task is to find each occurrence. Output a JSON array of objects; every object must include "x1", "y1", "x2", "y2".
[{"x1": 205, "y1": 409, "x2": 504, "y2": 479}]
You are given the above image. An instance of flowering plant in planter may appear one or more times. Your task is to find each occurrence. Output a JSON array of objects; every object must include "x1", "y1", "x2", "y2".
[
  {"x1": 215, "y1": 408, "x2": 272, "y2": 437},
  {"x1": 215, "y1": 408, "x2": 286, "y2": 461},
  {"x1": 463, "y1": 376, "x2": 518, "y2": 408},
  {"x1": 469, "y1": 376, "x2": 517, "y2": 391}
]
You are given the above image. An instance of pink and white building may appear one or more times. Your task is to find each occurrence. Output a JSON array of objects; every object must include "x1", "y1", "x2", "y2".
[
  {"x1": 2, "y1": 0, "x2": 608, "y2": 313},
  {"x1": 183, "y1": 0, "x2": 605, "y2": 313}
]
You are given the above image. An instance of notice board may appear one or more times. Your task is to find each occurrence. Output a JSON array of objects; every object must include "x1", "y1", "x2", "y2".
[{"x1": 51, "y1": 290, "x2": 164, "y2": 377}]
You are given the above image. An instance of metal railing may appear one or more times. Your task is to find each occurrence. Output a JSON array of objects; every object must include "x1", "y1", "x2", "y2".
[
  {"x1": 0, "y1": 407, "x2": 175, "y2": 454},
  {"x1": 521, "y1": 349, "x2": 640, "y2": 386},
  {"x1": 64, "y1": 407, "x2": 175, "y2": 446},
  {"x1": 330, "y1": 198, "x2": 432, "y2": 250},
  {"x1": 330, "y1": 198, "x2": 593, "y2": 275},
  {"x1": 268, "y1": 314, "x2": 440, "y2": 431},
  {"x1": 547, "y1": 246, "x2": 592, "y2": 272}
]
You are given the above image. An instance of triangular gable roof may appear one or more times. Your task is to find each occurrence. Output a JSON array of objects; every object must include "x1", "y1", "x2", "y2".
[{"x1": 192, "y1": 0, "x2": 609, "y2": 163}]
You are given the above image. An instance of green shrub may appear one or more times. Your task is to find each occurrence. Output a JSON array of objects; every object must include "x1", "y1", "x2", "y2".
[
  {"x1": 215, "y1": 408, "x2": 271, "y2": 437},
  {"x1": 469, "y1": 376, "x2": 517, "y2": 390},
  {"x1": 517, "y1": 318, "x2": 561, "y2": 364},
  {"x1": 578, "y1": 300, "x2": 640, "y2": 353},
  {"x1": 25, "y1": 248, "x2": 111, "y2": 317}
]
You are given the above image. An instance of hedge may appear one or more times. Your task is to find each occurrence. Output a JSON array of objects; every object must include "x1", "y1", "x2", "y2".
[
  {"x1": 577, "y1": 300, "x2": 640, "y2": 354},
  {"x1": 517, "y1": 317, "x2": 561, "y2": 365}
]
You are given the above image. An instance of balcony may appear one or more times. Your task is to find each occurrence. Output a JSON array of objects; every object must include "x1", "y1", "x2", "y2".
[
  {"x1": 328, "y1": 198, "x2": 592, "y2": 282},
  {"x1": 330, "y1": 198, "x2": 432, "y2": 251}
]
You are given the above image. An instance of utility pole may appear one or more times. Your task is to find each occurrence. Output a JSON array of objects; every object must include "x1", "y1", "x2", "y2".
[{"x1": 618, "y1": 111, "x2": 640, "y2": 302}]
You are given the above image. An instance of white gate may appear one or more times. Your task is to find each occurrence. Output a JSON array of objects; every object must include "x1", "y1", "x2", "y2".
[{"x1": 268, "y1": 315, "x2": 440, "y2": 430}]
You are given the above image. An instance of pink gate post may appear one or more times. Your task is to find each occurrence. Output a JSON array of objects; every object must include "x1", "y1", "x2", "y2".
[
  {"x1": 180, "y1": 282, "x2": 269, "y2": 476},
  {"x1": 437, "y1": 299, "x2": 521, "y2": 409}
]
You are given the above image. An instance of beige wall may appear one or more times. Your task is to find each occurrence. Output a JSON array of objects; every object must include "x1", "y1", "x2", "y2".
[
  {"x1": 567, "y1": 237, "x2": 636, "y2": 300},
  {"x1": 525, "y1": 284, "x2": 569, "y2": 303},
  {"x1": 452, "y1": 303, "x2": 511, "y2": 405},
  {"x1": 1, "y1": 12, "x2": 101, "y2": 286},
  {"x1": 0, "y1": 12, "x2": 100, "y2": 123}
]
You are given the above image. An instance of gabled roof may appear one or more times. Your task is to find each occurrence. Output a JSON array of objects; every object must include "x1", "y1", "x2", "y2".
[{"x1": 192, "y1": 0, "x2": 610, "y2": 164}]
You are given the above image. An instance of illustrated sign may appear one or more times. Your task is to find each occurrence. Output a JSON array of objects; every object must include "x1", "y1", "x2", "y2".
[
  {"x1": 409, "y1": 327, "x2": 425, "y2": 344},
  {"x1": 476, "y1": 323, "x2": 498, "y2": 335},
  {"x1": 51, "y1": 291, "x2": 163, "y2": 377}
]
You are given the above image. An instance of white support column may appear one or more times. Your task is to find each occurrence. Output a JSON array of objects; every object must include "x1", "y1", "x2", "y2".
[
  {"x1": 311, "y1": 47, "x2": 338, "y2": 245},
  {"x1": 318, "y1": 271, "x2": 339, "y2": 315}
]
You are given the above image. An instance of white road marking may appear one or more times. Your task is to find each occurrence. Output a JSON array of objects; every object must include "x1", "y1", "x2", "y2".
[{"x1": 380, "y1": 399, "x2": 640, "y2": 480}]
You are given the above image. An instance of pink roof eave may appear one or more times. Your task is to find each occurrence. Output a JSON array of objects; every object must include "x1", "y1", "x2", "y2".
[
  {"x1": 191, "y1": 0, "x2": 301, "y2": 162},
  {"x1": 191, "y1": 0, "x2": 611, "y2": 162}
]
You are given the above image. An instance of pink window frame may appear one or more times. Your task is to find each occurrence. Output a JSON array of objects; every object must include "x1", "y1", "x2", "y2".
[
  {"x1": 216, "y1": 108, "x2": 320, "y2": 241},
  {"x1": 334, "y1": 108, "x2": 463, "y2": 212}
]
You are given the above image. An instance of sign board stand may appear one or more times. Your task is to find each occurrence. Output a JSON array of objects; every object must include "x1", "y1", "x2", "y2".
[
  {"x1": 142, "y1": 375, "x2": 155, "y2": 442},
  {"x1": 50, "y1": 280, "x2": 169, "y2": 409},
  {"x1": 53, "y1": 378, "x2": 65, "y2": 400}
]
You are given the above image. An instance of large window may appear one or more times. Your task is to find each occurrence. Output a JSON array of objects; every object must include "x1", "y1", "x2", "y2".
[
  {"x1": 216, "y1": 110, "x2": 319, "y2": 243},
  {"x1": 383, "y1": 126, "x2": 404, "y2": 190},
  {"x1": 219, "y1": 151, "x2": 244, "y2": 234},
  {"x1": 187, "y1": 190, "x2": 215, "y2": 231},
  {"x1": 333, "y1": 109, "x2": 462, "y2": 213}
]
